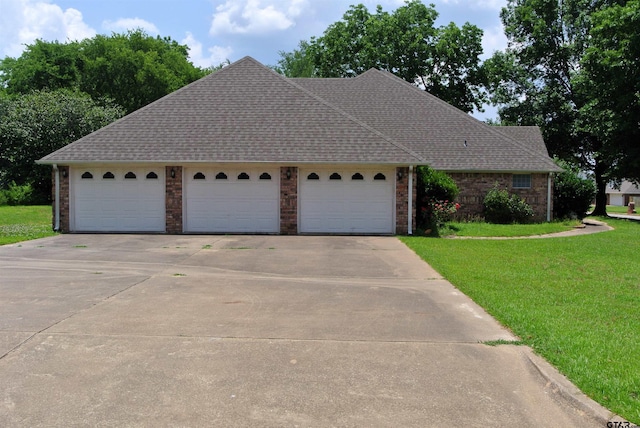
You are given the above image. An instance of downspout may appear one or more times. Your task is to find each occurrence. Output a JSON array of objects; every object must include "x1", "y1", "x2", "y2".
[
  {"x1": 408, "y1": 165, "x2": 413, "y2": 235},
  {"x1": 53, "y1": 164, "x2": 60, "y2": 232},
  {"x1": 547, "y1": 173, "x2": 552, "y2": 222}
]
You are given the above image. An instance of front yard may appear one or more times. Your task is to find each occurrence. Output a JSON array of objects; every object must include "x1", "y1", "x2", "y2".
[
  {"x1": 0, "y1": 205, "x2": 57, "y2": 245},
  {"x1": 402, "y1": 217, "x2": 640, "y2": 424}
]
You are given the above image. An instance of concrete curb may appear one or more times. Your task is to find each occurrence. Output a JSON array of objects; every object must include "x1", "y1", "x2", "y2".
[{"x1": 522, "y1": 347, "x2": 633, "y2": 426}]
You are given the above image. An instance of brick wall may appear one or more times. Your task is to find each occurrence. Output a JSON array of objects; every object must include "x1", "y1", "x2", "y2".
[
  {"x1": 280, "y1": 166, "x2": 298, "y2": 234},
  {"x1": 395, "y1": 167, "x2": 417, "y2": 234},
  {"x1": 51, "y1": 166, "x2": 70, "y2": 232},
  {"x1": 448, "y1": 172, "x2": 551, "y2": 221},
  {"x1": 165, "y1": 166, "x2": 183, "y2": 233}
]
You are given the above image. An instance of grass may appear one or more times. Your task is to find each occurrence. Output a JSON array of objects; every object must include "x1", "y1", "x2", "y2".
[
  {"x1": 0, "y1": 205, "x2": 57, "y2": 245},
  {"x1": 438, "y1": 219, "x2": 580, "y2": 237},
  {"x1": 602, "y1": 205, "x2": 639, "y2": 216},
  {"x1": 401, "y1": 217, "x2": 640, "y2": 424}
]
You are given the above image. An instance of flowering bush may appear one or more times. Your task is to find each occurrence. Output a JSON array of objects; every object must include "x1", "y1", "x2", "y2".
[{"x1": 421, "y1": 199, "x2": 461, "y2": 229}]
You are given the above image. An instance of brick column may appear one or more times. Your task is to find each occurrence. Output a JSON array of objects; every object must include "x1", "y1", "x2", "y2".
[
  {"x1": 52, "y1": 166, "x2": 70, "y2": 233},
  {"x1": 165, "y1": 166, "x2": 183, "y2": 234},
  {"x1": 395, "y1": 167, "x2": 408, "y2": 234},
  {"x1": 280, "y1": 166, "x2": 298, "y2": 235}
]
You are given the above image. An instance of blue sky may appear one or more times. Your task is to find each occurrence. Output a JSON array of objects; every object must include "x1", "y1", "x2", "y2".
[{"x1": 0, "y1": 0, "x2": 508, "y2": 119}]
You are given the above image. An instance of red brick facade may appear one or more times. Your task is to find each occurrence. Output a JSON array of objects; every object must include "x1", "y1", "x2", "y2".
[
  {"x1": 51, "y1": 166, "x2": 70, "y2": 232},
  {"x1": 280, "y1": 166, "x2": 298, "y2": 235},
  {"x1": 165, "y1": 166, "x2": 183, "y2": 233},
  {"x1": 448, "y1": 172, "x2": 552, "y2": 221},
  {"x1": 395, "y1": 167, "x2": 417, "y2": 235}
]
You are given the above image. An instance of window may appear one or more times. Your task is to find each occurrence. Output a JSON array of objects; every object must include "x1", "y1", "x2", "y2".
[
  {"x1": 193, "y1": 172, "x2": 206, "y2": 180},
  {"x1": 146, "y1": 172, "x2": 158, "y2": 179},
  {"x1": 238, "y1": 172, "x2": 250, "y2": 180},
  {"x1": 81, "y1": 172, "x2": 93, "y2": 179},
  {"x1": 351, "y1": 173, "x2": 364, "y2": 180},
  {"x1": 307, "y1": 172, "x2": 319, "y2": 180},
  {"x1": 374, "y1": 173, "x2": 386, "y2": 181},
  {"x1": 215, "y1": 172, "x2": 227, "y2": 180},
  {"x1": 103, "y1": 172, "x2": 115, "y2": 179},
  {"x1": 259, "y1": 172, "x2": 271, "y2": 180},
  {"x1": 329, "y1": 173, "x2": 342, "y2": 180},
  {"x1": 512, "y1": 174, "x2": 532, "y2": 189},
  {"x1": 124, "y1": 172, "x2": 136, "y2": 179}
]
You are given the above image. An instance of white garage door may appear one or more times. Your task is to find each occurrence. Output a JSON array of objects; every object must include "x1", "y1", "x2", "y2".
[
  {"x1": 185, "y1": 168, "x2": 279, "y2": 233},
  {"x1": 72, "y1": 168, "x2": 165, "y2": 232},
  {"x1": 300, "y1": 168, "x2": 394, "y2": 234}
]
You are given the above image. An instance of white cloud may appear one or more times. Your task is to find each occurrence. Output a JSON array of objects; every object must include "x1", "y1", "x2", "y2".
[
  {"x1": 102, "y1": 18, "x2": 160, "y2": 35},
  {"x1": 210, "y1": 0, "x2": 308, "y2": 35},
  {"x1": 0, "y1": 0, "x2": 95, "y2": 58},
  {"x1": 182, "y1": 32, "x2": 233, "y2": 68},
  {"x1": 481, "y1": 24, "x2": 508, "y2": 59},
  {"x1": 437, "y1": 0, "x2": 505, "y2": 10}
]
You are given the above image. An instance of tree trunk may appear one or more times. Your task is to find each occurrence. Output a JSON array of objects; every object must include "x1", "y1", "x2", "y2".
[{"x1": 591, "y1": 159, "x2": 608, "y2": 216}]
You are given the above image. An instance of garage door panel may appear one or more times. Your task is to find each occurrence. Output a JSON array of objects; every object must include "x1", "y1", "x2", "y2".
[
  {"x1": 300, "y1": 169, "x2": 394, "y2": 234},
  {"x1": 72, "y1": 168, "x2": 166, "y2": 232},
  {"x1": 185, "y1": 168, "x2": 279, "y2": 233}
]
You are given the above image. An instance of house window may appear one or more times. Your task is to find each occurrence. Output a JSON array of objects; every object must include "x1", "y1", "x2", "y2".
[
  {"x1": 238, "y1": 172, "x2": 250, "y2": 180},
  {"x1": 351, "y1": 173, "x2": 364, "y2": 180},
  {"x1": 193, "y1": 172, "x2": 206, "y2": 180},
  {"x1": 124, "y1": 172, "x2": 136, "y2": 179},
  {"x1": 81, "y1": 172, "x2": 93, "y2": 179},
  {"x1": 374, "y1": 173, "x2": 386, "y2": 180},
  {"x1": 215, "y1": 172, "x2": 227, "y2": 180},
  {"x1": 307, "y1": 173, "x2": 319, "y2": 180},
  {"x1": 103, "y1": 172, "x2": 115, "y2": 179},
  {"x1": 259, "y1": 172, "x2": 271, "y2": 180},
  {"x1": 146, "y1": 172, "x2": 158, "y2": 179},
  {"x1": 329, "y1": 173, "x2": 342, "y2": 180},
  {"x1": 513, "y1": 174, "x2": 532, "y2": 189}
]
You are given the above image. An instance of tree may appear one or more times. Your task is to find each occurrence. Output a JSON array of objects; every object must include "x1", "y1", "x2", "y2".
[
  {"x1": 275, "y1": 1, "x2": 486, "y2": 113},
  {"x1": 0, "y1": 30, "x2": 207, "y2": 113},
  {"x1": 0, "y1": 90, "x2": 124, "y2": 201},
  {"x1": 485, "y1": 0, "x2": 637, "y2": 216}
]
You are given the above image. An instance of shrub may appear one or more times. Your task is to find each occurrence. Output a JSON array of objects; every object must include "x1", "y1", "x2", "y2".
[
  {"x1": 0, "y1": 182, "x2": 35, "y2": 206},
  {"x1": 483, "y1": 184, "x2": 534, "y2": 224},
  {"x1": 553, "y1": 159, "x2": 596, "y2": 219},
  {"x1": 416, "y1": 166, "x2": 460, "y2": 232}
]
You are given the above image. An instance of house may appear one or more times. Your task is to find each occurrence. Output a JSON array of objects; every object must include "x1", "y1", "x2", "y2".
[
  {"x1": 38, "y1": 56, "x2": 561, "y2": 235},
  {"x1": 606, "y1": 181, "x2": 640, "y2": 206}
]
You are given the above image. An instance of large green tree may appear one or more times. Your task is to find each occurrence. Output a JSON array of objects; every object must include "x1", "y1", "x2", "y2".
[
  {"x1": 0, "y1": 30, "x2": 207, "y2": 113},
  {"x1": 275, "y1": 1, "x2": 486, "y2": 113},
  {"x1": 485, "y1": 0, "x2": 638, "y2": 215},
  {"x1": 0, "y1": 90, "x2": 124, "y2": 201}
]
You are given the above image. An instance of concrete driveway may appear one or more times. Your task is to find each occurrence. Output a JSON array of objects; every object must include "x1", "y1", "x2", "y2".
[{"x1": 0, "y1": 235, "x2": 607, "y2": 427}]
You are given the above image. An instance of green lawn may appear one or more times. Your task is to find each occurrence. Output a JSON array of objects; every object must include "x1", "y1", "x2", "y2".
[
  {"x1": 401, "y1": 217, "x2": 640, "y2": 424},
  {"x1": 440, "y1": 219, "x2": 580, "y2": 237},
  {"x1": 0, "y1": 205, "x2": 57, "y2": 245}
]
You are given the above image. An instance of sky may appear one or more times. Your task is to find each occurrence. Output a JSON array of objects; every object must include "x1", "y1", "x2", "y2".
[{"x1": 0, "y1": 0, "x2": 509, "y2": 119}]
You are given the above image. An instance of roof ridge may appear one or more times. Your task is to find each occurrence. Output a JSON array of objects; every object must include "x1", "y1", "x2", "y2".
[{"x1": 362, "y1": 69, "x2": 560, "y2": 170}]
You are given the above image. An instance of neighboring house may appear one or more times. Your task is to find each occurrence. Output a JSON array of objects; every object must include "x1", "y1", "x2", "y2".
[
  {"x1": 38, "y1": 56, "x2": 561, "y2": 235},
  {"x1": 606, "y1": 181, "x2": 640, "y2": 206}
]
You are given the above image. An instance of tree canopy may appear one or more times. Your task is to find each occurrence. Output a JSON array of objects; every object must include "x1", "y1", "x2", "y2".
[
  {"x1": 0, "y1": 30, "x2": 208, "y2": 113},
  {"x1": 275, "y1": 1, "x2": 486, "y2": 113},
  {"x1": 485, "y1": 0, "x2": 640, "y2": 215}
]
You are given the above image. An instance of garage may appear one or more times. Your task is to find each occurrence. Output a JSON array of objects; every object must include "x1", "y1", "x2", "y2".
[
  {"x1": 299, "y1": 168, "x2": 395, "y2": 234},
  {"x1": 184, "y1": 167, "x2": 279, "y2": 233},
  {"x1": 71, "y1": 167, "x2": 166, "y2": 232}
]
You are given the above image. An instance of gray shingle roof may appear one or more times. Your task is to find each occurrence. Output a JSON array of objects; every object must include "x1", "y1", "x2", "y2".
[{"x1": 40, "y1": 56, "x2": 560, "y2": 172}]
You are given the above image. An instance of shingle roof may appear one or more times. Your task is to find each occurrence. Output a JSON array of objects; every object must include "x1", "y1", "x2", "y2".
[{"x1": 40, "y1": 56, "x2": 560, "y2": 172}]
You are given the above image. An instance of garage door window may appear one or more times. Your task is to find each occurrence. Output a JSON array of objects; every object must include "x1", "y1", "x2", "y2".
[
  {"x1": 125, "y1": 172, "x2": 136, "y2": 179},
  {"x1": 330, "y1": 173, "x2": 342, "y2": 180},
  {"x1": 81, "y1": 172, "x2": 93, "y2": 179},
  {"x1": 351, "y1": 173, "x2": 363, "y2": 180},
  {"x1": 215, "y1": 172, "x2": 227, "y2": 180},
  {"x1": 307, "y1": 173, "x2": 319, "y2": 180},
  {"x1": 374, "y1": 173, "x2": 386, "y2": 180},
  {"x1": 259, "y1": 172, "x2": 271, "y2": 180},
  {"x1": 146, "y1": 172, "x2": 158, "y2": 179},
  {"x1": 238, "y1": 172, "x2": 250, "y2": 180},
  {"x1": 194, "y1": 172, "x2": 206, "y2": 180},
  {"x1": 103, "y1": 172, "x2": 115, "y2": 179}
]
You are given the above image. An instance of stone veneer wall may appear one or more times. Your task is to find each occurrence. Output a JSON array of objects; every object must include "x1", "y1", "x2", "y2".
[
  {"x1": 280, "y1": 166, "x2": 298, "y2": 235},
  {"x1": 165, "y1": 166, "x2": 183, "y2": 233},
  {"x1": 395, "y1": 167, "x2": 417, "y2": 234},
  {"x1": 448, "y1": 172, "x2": 551, "y2": 221},
  {"x1": 52, "y1": 166, "x2": 70, "y2": 232}
]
